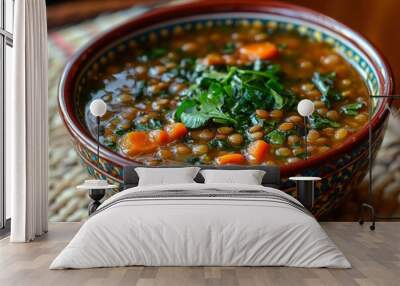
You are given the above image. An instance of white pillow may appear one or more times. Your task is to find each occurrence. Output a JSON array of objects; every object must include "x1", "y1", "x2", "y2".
[
  {"x1": 200, "y1": 169, "x2": 266, "y2": 185},
  {"x1": 135, "y1": 167, "x2": 200, "y2": 186}
]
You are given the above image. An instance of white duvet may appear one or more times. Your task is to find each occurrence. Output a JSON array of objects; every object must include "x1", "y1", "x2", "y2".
[{"x1": 50, "y1": 183, "x2": 350, "y2": 269}]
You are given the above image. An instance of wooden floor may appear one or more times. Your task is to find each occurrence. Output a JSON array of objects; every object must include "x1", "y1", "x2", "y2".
[{"x1": 0, "y1": 223, "x2": 399, "y2": 286}]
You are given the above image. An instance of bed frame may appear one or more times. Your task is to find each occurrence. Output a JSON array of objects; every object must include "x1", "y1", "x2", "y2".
[{"x1": 122, "y1": 165, "x2": 281, "y2": 190}]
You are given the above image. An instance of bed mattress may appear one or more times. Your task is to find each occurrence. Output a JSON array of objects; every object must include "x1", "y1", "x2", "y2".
[{"x1": 50, "y1": 183, "x2": 350, "y2": 269}]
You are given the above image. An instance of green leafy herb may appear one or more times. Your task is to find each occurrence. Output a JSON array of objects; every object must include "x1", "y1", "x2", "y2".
[
  {"x1": 138, "y1": 48, "x2": 167, "y2": 62},
  {"x1": 134, "y1": 118, "x2": 163, "y2": 131},
  {"x1": 176, "y1": 83, "x2": 236, "y2": 129},
  {"x1": 147, "y1": 48, "x2": 167, "y2": 59},
  {"x1": 277, "y1": 43, "x2": 288, "y2": 50},
  {"x1": 174, "y1": 99, "x2": 197, "y2": 121},
  {"x1": 132, "y1": 80, "x2": 146, "y2": 98},
  {"x1": 250, "y1": 114, "x2": 277, "y2": 130},
  {"x1": 163, "y1": 57, "x2": 206, "y2": 83},
  {"x1": 208, "y1": 139, "x2": 238, "y2": 150},
  {"x1": 180, "y1": 112, "x2": 210, "y2": 129},
  {"x1": 294, "y1": 151, "x2": 306, "y2": 159},
  {"x1": 185, "y1": 157, "x2": 201, "y2": 165},
  {"x1": 103, "y1": 140, "x2": 116, "y2": 149},
  {"x1": 266, "y1": 79, "x2": 284, "y2": 109},
  {"x1": 265, "y1": 130, "x2": 286, "y2": 145},
  {"x1": 340, "y1": 102, "x2": 364, "y2": 116},
  {"x1": 174, "y1": 64, "x2": 297, "y2": 129},
  {"x1": 309, "y1": 113, "x2": 341, "y2": 129},
  {"x1": 312, "y1": 72, "x2": 342, "y2": 108},
  {"x1": 115, "y1": 129, "x2": 128, "y2": 136},
  {"x1": 223, "y1": 42, "x2": 236, "y2": 54}
]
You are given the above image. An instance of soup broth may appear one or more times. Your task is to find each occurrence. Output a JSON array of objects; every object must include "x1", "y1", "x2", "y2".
[{"x1": 80, "y1": 24, "x2": 369, "y2": 166}]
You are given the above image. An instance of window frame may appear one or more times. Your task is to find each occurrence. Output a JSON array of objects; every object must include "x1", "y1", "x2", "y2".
[{"x1": 0, "y1": 0, "x2": 13, "y2": 231}]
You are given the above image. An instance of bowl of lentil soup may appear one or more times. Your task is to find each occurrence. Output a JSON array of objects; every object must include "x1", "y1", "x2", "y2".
[{"x1": 59, "y1": 0, "x2": 394, "y2": 217}]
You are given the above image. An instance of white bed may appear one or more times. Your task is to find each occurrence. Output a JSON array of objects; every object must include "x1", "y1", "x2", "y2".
[{"x1": 50, "y1": 183, "x2": 350, "y2": 269}]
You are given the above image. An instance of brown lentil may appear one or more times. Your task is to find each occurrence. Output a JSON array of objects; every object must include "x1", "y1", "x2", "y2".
[
  {"x1": 228, "y1": 134, "x2": 244, "y2": 145},
  {"x1": 255, "y1": 109, "x2": 269, "y2": 119},
  {"x1": 158, "y1": 149, "x2": 174, "y2": 160},
  {"x1": 276, "y1": 147, "x2": 292, "y2": 157},
  {"x1": 197, "y1": 129, "x2": 215, "y2": 141},
  {"x1": 307, "y1": 130, "x2": 320, "y2": 143},
  {"x1": 287, "y1": 135, "x2": 300, "y2": 146},
  {"x1": 175, "y1": 144, "x2": 192, "y2": 155},
  {"x1": 334, "y1": 128, "x2": 348, "y2": 141},
  {"x1": 278, "y1": 122, "x2": 294, "y2": 131},
  {"x1": 293, "y1": 147, "x2": 305, "y2": 156},
  {"x1": 192, "y1": 144, "x2": 209, "y2": 155},
  {"x1": 249, "y1": 125, "x2": 263, "y2": 133},
  {"x1": 326, "y1": 110, "x2": 340, "y2": 121},
  {"x1": 270, "y1": 110, "x2": 283, "y2": 119},
  {"x1": 286, "y1": 115, "x2": 303, "y2": 124},
  {"x1": 315, "y1": 137, "x2": 329, "y2": 146},
  {"x1": 354, "y1": 113, "x2": 368, "y2": 123},
  {"x1": 250, "y1": 131, "x2": 264, "y2": 140},
  {"x1": 317, "y1": 108, "x2": 328, "y2": 116},
  {"x1": 217, "y1": 127, "x2": 234, "y2": 135}
]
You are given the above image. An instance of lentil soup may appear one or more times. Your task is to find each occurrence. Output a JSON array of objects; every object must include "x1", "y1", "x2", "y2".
[{"x1": 81, "y1": 24, "x2": 369, "y2": 166}]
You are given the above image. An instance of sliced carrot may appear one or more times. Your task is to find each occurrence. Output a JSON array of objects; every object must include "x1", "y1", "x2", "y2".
[
  {"x1": 119, "y1": 131, "x2": 158, "y2": 156},
  {"x1": 165, "y1": 122, "x2": 188, "y2": 141},
  {"x1": 239, "y1": 42, "x2": 279, "y2": 60},
  {"x1": 248, "y1": 140, "x2": 270, "y2": 163},
  {"x1": 216, "y1": 153, "x2": 246, "y2": 165},
  {"x1": 149, "y1": 130, "x2": 169, "y2": 145}
]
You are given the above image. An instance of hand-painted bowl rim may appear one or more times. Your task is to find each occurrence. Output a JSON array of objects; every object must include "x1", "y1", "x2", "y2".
[{"x1": 58, "y1": 0, "x2": 394, "y2": 176}]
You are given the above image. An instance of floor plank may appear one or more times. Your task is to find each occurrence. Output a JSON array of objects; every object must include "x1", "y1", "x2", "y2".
[{"x1": 0, "y1": 222, "x2": 399, "y2": 286}]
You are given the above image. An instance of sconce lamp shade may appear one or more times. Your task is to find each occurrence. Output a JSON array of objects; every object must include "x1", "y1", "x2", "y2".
[
  {"x1": 89, "y1": 99, "x2": 107, "y2": 117},
  {"x1": 297, "y1": 99, "x2": 315, "y2": 117}
]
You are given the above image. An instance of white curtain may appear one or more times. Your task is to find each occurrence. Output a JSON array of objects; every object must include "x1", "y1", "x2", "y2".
[{"x1": 8, "y1": 0, "x2": 48, "y2": 242}]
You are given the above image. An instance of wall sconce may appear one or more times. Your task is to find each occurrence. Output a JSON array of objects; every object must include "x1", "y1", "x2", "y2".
[
  {"x1": 76, "y1": 99, "x2": 117, "y2": 215},
  {"x1": 89, "y1": 99, "x2": 107, "y2": 168},
  {"x1": 297, "y1": 99, "x2": 315, "y2": 160}
]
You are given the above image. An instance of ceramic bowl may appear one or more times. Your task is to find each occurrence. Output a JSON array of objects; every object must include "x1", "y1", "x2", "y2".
[{"x1": 58, "y1": 0, "x2": 394, "y2": 217}]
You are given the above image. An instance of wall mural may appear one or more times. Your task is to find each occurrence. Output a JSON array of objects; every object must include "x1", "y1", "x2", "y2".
[{"x1": 48, "y1": 7, "x2": 399, "y2": 222}]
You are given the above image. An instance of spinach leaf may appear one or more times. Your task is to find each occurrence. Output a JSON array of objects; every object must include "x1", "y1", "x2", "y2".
[
  {"x1": 253, "y1": 61, "x2": 280, "y2": 73},
  {"x1": 167, "y1": 57, "x2": 206, "y2": 82},
  {"x1": 208, "y1": 139, "x2": 237, "y2": 150},
  {"x1": 104, "y1": 140, "x2": 116, "y2": 149},
  {"x1": 134, "y1": 118, "x2": 163, "y2": 131},
  {"x1": 139, "y1": 48, "x2": 167, "y2": 61},
  {"x1": 250, "y1": 114, "x2": 277, "y2": 130},
  {"x1": 309, "y1": 114, "x2": 341, "y2": 129},
  {"x1": 223, "y1": 42, "x2": 236, "y2": 54},
  {"x1": 174, "y1": 63, "x2": 296, "y2": 129},
  {"x1": 277, "y1": 43, "x2": 288, "y2": 50},
  {"x1": 341, "y1": 102, "x2": 364, "y2": 116},
  {"x1": 265, "y1": 79, "x2": 284, "y2": 109},
  {"x1": 265, "y1": 130, "x2": 286, "y2": 145},
  {"x1": 282, "y1": 90, "x2": 298, "y2": 111},
  {"x1": 177, "y1": 86, "x2": 236, "y2": 128},
  {"x1": 180, "y1": 112, "x2": 210, "y2": 129},
  {"x1": 185, "y1": 157, "x2": 201, "y2": 165},
  {"x1": 312, "y1": 72, "x2": 342, "y2": 108},
  {"x1": 149, "y1": 48, "x2": 167, "y2": 58},
  {"x1": 132, "y1": 80, "x2": 146, "y2": 98},
  {"x1": 174, "y1": 99, "x2": 197, "y2": 121},
  {"x1": 236, "y1": 68, "x2": 279, "y2": 81},
  {"x1": 115, "y1": 129, "x2": 128, "y2": 136}
]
